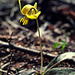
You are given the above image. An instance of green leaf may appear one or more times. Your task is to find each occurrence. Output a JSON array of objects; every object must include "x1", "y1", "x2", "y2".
[
  {"x1": 61, "y1": 44, "x2": 65, "y2": 52},
  {"x1": 61, "y1": 40, "x2": 66, "y2": 44},
  {"x1": 53, "y1": 43, "x2": 61, "y2": 49}
]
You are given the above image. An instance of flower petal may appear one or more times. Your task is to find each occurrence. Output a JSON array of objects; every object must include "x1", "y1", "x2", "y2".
[
  {"x1": 27, "y1": 11, "x2": 41, "y2": 19},
  {"x1": 34, "y1": 11, "x2": 41, "y2": 18},
  {"x1": 21, "y1": 4, "x2": 33, "y2": 15},
  {"x1": 34, "y1": 2, "x2": 37, "y2": 9}
]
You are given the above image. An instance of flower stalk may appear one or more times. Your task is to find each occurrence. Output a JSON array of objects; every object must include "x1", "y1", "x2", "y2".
[{"x1": 36, "y1": 19, "x2": 43, "y2": 74}]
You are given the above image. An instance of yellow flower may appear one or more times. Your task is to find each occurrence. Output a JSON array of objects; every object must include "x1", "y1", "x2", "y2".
[{"x1": 19, "y1": 0, "x2": 41, "y2": 25}]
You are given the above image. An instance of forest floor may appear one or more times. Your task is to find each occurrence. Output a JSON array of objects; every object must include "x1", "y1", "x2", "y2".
[{"x1": 0, "y1": 0, "x2": 75, "y2": 75}]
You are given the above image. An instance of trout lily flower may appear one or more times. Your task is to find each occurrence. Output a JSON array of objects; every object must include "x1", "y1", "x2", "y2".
[{"x1": 19, "y1": 0, "x2": 41, "y2": 25}]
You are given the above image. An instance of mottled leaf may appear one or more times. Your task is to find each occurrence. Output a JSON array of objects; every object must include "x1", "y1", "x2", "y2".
[
  {"x1": 19, "y1": 69, "x2": 36, "y2": 75},
  {"x1": 45, "y1": 68, "x2": 75, "y2": 75},
  {"x1": 44, "y1": 52, "x2": 75, "y2": 71}
]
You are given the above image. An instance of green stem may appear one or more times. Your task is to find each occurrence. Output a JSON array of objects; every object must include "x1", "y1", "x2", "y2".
[{"x1": 36, "y1": 19, "x2": 43, "y2": 74}]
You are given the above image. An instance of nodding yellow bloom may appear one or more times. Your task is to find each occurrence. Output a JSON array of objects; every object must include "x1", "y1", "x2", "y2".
[{"x1": 18, "y1": 0, "x2": 41, "y2": 25}]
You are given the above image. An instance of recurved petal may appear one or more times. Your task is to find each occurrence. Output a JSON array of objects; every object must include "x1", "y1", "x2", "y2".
[
  {"x1": 34, "y1": 2, "x2": 37, "y2": 9},
  {"x1": 34, "y1": 11, "x2": 41, "y2": 18},
  {"x1": 21, "y1": 4, "x2": 33, "y2": 15},
  {"x1": 27, "y1": 11, "x2": 41, "y2": 19}
]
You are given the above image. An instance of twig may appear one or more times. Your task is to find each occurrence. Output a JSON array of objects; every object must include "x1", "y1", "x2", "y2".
[
  {"x1": 0, "y1": 54, "x2": 14, "y2": 61},
  {"x1": 0, "y1": 69, "x2": 11, "y2": 75},
  {"x1": 6, "y1": 32, "x2": 14, "y2": 75},
  {"x1": 0, "y1": 69, "x2": 7, "y2": 73},
  {"x1": 1, "y1": 62, "x2": 13, "y2": 69},
  {"x1": 0, "y1": 35, "x2": 18, "y2": 40},
  {"x1": 0, "y1": 40, "x2": 57, "y2": 58},
  {"x1": 5, "y1": 17, "x2": 35, "y2": 35}
]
